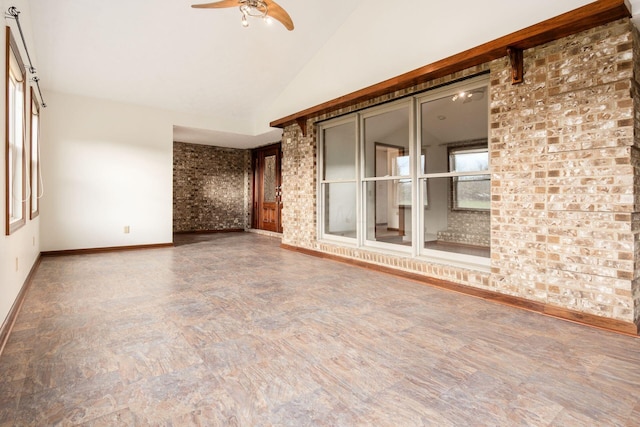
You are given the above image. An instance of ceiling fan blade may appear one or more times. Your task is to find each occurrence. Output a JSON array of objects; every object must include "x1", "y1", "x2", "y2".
[
  {"x1": 265, "y1": 0, "x2": 294, "y2": 31},
  {"x1": 191, "y1": 0, "x2": 238, "y2": 9}
]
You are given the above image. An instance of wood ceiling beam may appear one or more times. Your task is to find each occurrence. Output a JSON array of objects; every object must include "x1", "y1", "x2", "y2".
[
  {"x1": 507, "y1": 47, "x2": 524, "y2": 85},
  {"x1": 270, "y1": 0, "x2": 632, "y2": 130}
]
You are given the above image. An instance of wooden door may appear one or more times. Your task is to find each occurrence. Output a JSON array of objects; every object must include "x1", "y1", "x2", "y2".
[{"x1": 252, "y1": 144, "x2": 282, "y2": 233}]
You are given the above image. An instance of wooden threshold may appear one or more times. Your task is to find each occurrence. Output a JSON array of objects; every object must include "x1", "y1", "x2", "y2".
[
  {"x1": 281, "y1": 243, "x2": 639, "y2": 337},
  {"x1": 0, "y1": 255, "x2": 41, "y2": 358},
  {"x1": 41, "y1": 242, "x2": 174, "y2": 257},
  {"x1": 270, "y1": 0, "x2": 631, "y2": 130}
]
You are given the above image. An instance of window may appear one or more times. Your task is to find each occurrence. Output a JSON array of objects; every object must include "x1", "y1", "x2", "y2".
[
  {"x1": 5, "y1": 27, "x2": 26, "y2": 235},
  {"x1": 318, "y1": 75, "x2": 490, "y2": 268},
  {"x1": 30, "y1": 87, "x2": 40, "y2": 219},
  {"x1": 320, "y1": 118, "x2": 357, "y2": 240},
  {"x1": 449, "y1": 146, "x2": 490, "y2": 210},
  {"x1": 362, "y1": 103, "x2": 411, "y2": 248},
  {"x1": 419, "y1": 82, "x2": 490, "y2": 260}
]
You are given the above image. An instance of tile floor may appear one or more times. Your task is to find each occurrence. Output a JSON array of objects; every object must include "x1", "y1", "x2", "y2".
[{"x1": 1, "y1": 232, "x2": 639, "y2": 426}]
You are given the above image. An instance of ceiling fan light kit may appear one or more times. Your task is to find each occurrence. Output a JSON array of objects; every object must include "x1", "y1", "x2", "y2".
[{"x1": 192, "y1": 0, "x2": 294, "y2": 31}]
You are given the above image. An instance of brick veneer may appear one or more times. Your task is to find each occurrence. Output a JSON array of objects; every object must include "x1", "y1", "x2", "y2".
[
  {"x1": 281, "y1": 129, "x2": 317, "y2": 245},
  {"x1": 491, "y1": 18, "x2": 636, "y2": 322},
  {"x1": 440, "y1": 210, "x2": 490, "y2": 247},
  {"x1": 281, "y1": 18, "x2": 640, "y2": 326},
  {"x1": 173, "y1": 141, "x2": 251, "y2": 233}
]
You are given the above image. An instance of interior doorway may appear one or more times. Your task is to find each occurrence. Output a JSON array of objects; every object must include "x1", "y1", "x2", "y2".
[{"x1": 252, "y1": 143, "x2": 282, "y2": 233}]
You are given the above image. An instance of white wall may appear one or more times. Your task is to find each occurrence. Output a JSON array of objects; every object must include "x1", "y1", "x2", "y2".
[
  {"x1": 40, "y1": 91, "x2": 174, "y2": 251},
  {"x1": 0, "y1": 0, "x2": 41, "y2": 331}
]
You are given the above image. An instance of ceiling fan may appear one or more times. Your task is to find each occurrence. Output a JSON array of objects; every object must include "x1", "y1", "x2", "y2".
[{"x1": 192, "y1": 0, "x2": 294, "y2": 31}]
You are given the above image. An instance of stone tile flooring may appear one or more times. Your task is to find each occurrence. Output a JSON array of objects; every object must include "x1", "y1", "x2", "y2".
[{"x1": 1, "y1": 232, "x2": 639, "y2": 426}]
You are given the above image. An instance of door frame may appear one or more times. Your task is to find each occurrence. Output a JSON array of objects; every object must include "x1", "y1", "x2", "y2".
[{"x1": 252, "y1": 143, "x2": 283, "y2": 233}]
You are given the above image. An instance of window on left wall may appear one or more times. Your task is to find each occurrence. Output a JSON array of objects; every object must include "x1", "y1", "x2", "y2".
[{"x1": 5, "y1": 27, "x2": 26, "y2": 235}]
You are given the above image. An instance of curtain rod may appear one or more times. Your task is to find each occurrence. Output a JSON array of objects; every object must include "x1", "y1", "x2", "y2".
[{"x1": 5, "y1": 6, "x2": 46, "y2": 108}]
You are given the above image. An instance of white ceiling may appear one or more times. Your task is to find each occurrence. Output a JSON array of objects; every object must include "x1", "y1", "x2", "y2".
[
  {"x1": 21, "y1": 0, "x2": 640, "y2": 149},
  {"x1": 25, "y1": 0, "x2": 362, "y2": 147}
]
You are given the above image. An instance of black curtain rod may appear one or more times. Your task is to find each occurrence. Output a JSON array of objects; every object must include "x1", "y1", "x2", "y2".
[{"x1": 5, "y1": 6, "x2": 46, "y2": 108}]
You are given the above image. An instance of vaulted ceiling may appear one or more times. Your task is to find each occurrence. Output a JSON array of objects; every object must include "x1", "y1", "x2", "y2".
[{"x1": 22, "y1": 0, "x2": 640, "y2": 148}]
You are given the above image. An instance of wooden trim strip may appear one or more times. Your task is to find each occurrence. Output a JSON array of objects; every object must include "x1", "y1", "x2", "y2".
[
  {"x1": 0, "y1": 255, "x2": 41, "y2": 358},
  {"x1": 280, "y1": 243, "x2": 639, "y2": 337},
  {"x1": 270, "y1": 0, "x2": 632, "y2": 129},
  {"x1": 41, "y1": 243, "x2": 174, "y2": 257}
]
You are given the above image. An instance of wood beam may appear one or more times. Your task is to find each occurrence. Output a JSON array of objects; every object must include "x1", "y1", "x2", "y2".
[
  {"x1": 507, "y1": 47, "x2": 524, "y2": 84},
  {"x1": 270, "y1": 0, "x2": 631, "y2": 129},
  {"x1": 295, "y1": 118, "x2": 307, "y2": 137}
]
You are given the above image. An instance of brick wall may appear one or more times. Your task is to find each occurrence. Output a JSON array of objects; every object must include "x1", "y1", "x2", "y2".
[
  {"x1": 281, "y1": 128, "x2": 317, "y2": 246},
  {"x1": 492, "y1": 18, "x2": 635, "y2": 321},
  {"x1": 632, "y1": 24, "x2": 640, "y2": 325},
  {"x1": 281, "y1": 18, "x2": 639, "y2": 325},
  {"x1": 440, "y1": 210, "x2": 490, "y2": 247},
  {"x1": 281, "y1": 64, "x2": 490, "y2": 249},
  {"x1": 173, "y1": 141, "x2": 251, "y2": 232}
]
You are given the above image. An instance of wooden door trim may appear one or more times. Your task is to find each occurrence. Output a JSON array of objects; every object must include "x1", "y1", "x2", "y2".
[{"x1": 252, "y1": 143, "x2": 283, "y2": 233}]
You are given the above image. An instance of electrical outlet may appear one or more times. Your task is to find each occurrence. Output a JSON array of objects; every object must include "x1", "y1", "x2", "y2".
[
  {"x1": 33, "y1": 236, "x2": 35, "y2": 246},
  {"x1": 124, "y1": 226, "x2": 130, "y2": 234},
  {"x1": 15, "y1": 257, "x2": 18, "y2": 272}
]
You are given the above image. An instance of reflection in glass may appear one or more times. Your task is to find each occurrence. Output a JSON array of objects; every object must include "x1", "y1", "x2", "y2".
[
  {"x1": 419, "y1": 86, "x2": 490, "y2": 258},
  {"x1": 449, "y1": 146, "x2": 490, "y2": 210},
  {"x1": 450, "y1": 149, "x2": 489, "y2": 172},
  {"x1": 323, "y1": 121, "x2": 356, "y2": 181},
  {"x1": 366, "y1": 181, "x2": 412, "y2": 246},
  {"x1": 364, "y1": 106, "x2": 410, "y2": 178},
  {"x1": 420, "y1": 99, "x2": 449, "y2": 175},
  {"x1": 421, "y1": 177, "x2": 490, "y2": 258},
  {"x1": 453, "y1": 175, "x2": 490, "y2": 210},
  {"x1": 323, "y1": 182, "x2": 356, "y2": 238},
  {"x1": 30, "y1": 92, "x2": 40, "y2": 218}
]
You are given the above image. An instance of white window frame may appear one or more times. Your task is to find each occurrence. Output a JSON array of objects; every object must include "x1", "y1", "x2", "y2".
[
  {"x1": 359, "y1": 99, "x2": 414, "y2": 254},
  {"x1": 449, "y1": 145, "x2": 490, "y2": 211},
  {"x1": 5, "y1": 27, "x2": 26, "y2": 235},
  {"x1": 317, "y1": 115, "x2": 359, "y2": 245},
  {"x1": 317, "y1": 75, "x2": 491, "y2": 271},
  {"x1": 415, "y1": 76, "x2": 490, "y2": 269}
]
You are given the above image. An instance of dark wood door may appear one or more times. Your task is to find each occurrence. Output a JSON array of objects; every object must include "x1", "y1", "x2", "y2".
[{"x1": 252, "y1": 144, "x2": 282, "y2": 233}]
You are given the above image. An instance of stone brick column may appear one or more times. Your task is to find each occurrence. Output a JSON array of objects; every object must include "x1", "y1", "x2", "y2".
[{"x1": 281, "y1": 121, "x2": 317, "y2": 248}]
